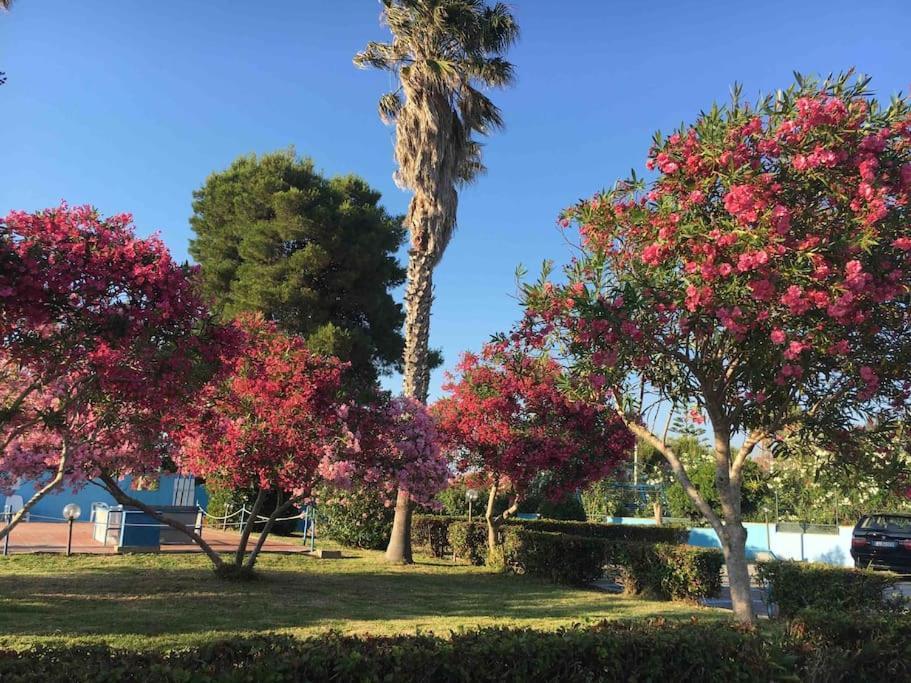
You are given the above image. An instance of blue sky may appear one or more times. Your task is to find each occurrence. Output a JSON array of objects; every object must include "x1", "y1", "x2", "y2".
[{"x1": 2, "y1": 0, "x2": 909, "y2": 400}]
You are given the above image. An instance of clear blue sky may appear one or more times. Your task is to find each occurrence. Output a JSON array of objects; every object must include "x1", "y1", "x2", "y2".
[{"x1": 2, "y1": 1, "x2": 909, "y2": 399}]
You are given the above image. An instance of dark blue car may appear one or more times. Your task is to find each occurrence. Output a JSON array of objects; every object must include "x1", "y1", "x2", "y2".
[{"x1": 850, "y1": 513, "x2": 911, "y2": 574}]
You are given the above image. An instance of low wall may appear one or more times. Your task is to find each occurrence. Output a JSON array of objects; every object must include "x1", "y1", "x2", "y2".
[{"x1": 606, "y1": 516, "x2": 854, "y2": 567}]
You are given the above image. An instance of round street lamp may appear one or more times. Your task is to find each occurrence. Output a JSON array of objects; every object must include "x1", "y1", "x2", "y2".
[
  {"x1": 465, "y1": 488, "x2": 479, "y2": 523},
  {"x1": 62, "y1": 503, "x2": 81, "y2": 557}
]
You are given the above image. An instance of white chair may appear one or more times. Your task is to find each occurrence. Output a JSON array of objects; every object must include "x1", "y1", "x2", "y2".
[{"x1": 3, "y1": 495, "x2": 27, "y2": 522}]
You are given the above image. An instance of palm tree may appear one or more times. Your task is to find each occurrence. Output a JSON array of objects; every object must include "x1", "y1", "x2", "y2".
[{"x1": 356, "y1": 0, "x2": 517, "y2": 563}]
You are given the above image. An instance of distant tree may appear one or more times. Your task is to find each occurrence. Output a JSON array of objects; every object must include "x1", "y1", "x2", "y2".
[
  {"x1": 189, "y1": 149, "x2": 408, "y2": 393},
  {"x1": 434, "y1": 343, "x2": 633, "y2": 554},
  {"x1": 355, "y1": 0, "x2": 519, "y2": 563}
]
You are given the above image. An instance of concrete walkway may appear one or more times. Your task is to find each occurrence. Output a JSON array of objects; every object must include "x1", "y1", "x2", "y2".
[{"x1": 0, "y1": 521, "x2": 309, "y2": 555}]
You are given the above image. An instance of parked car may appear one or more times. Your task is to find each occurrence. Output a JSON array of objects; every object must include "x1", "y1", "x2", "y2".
[{"x1": 850, "y1": 513, "x2": 911, "y2": 574}]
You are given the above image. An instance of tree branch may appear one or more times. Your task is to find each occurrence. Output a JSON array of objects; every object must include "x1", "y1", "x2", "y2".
[{"x1": 611, "y1": 387, "x2": 724, "y2": 534}]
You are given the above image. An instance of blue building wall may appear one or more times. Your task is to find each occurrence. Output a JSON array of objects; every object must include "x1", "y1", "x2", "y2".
[
  {"x1": 607, "y1": 516, "x2": 854, "y2": 567},
  {"x1": 5, "y1": 475, "x2": 207, "y2": 521}
]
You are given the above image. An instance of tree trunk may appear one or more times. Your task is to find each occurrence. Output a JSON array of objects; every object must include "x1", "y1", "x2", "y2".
[
  {"x1": 245, "y1": 496, "x2": 294, "y2": 570},
  {"x1": 99, "y1": 473, "x2": 225, "y2": 569},
  {"x1": 384, "y1": 488, "x2": 414, "y2": 564},
  {"x1": 234, "y1": 489, "x2": 265, "y2": 568},
  {"x1": 721, "y1": 520, "x2": 754, "y2": 624},
  {"x1": 385, "y1": 248, "x2": 435, "y2": 564},
  {"x1": 484, "y1": 481, "x2": 499, "y2": 553},
  {"x1": 0, "y1": 437, "x2": 70, "y2": 543},
  {"x1": 711, "y1": 424, "x2": 754, "y2": 624}
]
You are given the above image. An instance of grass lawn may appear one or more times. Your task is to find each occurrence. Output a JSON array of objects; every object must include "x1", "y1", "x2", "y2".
[{"x1": 0, "y1": 546, "x2": 725, "y2": 650}]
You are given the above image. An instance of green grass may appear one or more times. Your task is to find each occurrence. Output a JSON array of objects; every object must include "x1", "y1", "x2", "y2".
[{"x1": 0, "y1": 546, "x2": 723, "y2": 650}]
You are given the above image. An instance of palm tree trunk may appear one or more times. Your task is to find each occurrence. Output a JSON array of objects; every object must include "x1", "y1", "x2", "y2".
[
  {"x1": 402, "y1": 248, "x2": 434, "y2": 401},
  {"x1": 385, "y1": 248, "x2": 434, "y2": 564}
]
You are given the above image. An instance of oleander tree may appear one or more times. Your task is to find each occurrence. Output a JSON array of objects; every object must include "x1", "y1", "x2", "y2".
[
  {"x1": 516, "y1": 72, "x2": 911, "y2": 622},
  {"x1": 170, "y1": 315, "x2": 449, "y2": 574},
  {"x1": 0, "y1": 205, "x2": 222, "y2": 542},
  {"x1": 172, "y1": 314, "x2": 351, "y2": 573},
  {"x1": 433, "y1": 343, "x2": 634, "y2": 553},
  {"x1": 322, "y1": 395, "x2": 450, "y2": 512}
]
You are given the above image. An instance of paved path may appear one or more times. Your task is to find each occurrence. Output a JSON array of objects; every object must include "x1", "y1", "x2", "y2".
[{"x1": 1, "y1": 521, "x2": 308, "y2": 555}]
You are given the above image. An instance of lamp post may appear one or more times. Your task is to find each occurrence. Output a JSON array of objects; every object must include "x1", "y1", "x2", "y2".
[
  {"x1": 465, "y1": 488, "x2": 479, "y2": 524},
  {"x1": 62, "y1": 503, "x2": 81, "y2": 557}
]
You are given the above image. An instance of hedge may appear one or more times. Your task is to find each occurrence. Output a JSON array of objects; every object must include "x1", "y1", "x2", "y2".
[
  {"x1": 427, "y1": 515, "x2": 687, "y2": 560},
  {"x1": 412, "y1": 515, "x2": 458, "y2": 558},
  {"x1": 757, "y1": 560, "x2": 904, "y2": 617},
  {"x1": 494, "y1": 527, "x2": 606, "y2": 585},
  {"x1": 447, "y1": 520, "x2": 488, "y2": 565},
  {"x1": 788, "y1": 609, "x2": 911, "y2": 680},
  {"x1": 508, "y1": 518, "x2": 688, "y2": 545},
  {"x1": 5, "y1": 615, "x2": 911, "y2": 682},
  {"x1": 607, "y1": 542, "x2": 724, "y2": 601},
  {"x1": 0, "y1": 623, "x2": 784, "y2": 682}
]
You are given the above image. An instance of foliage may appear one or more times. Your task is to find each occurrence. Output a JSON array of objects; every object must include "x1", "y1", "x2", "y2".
[
  {"x1": 0, "y1": 623, "x2": 801, "y2": 683},
  {"x1": 787, "y1": 609, "x2": 911, "y2": 680},
  {"x1": 511, "y1": 518, "x2": 688, "y2": 544},
  {"x1": 0, "y1": 205, "x2": 222, "y2": 531},
  {"x1": 607, "y1": 542, "x2": 725, "y2": 601},
  {"x1": 447, "y1": 520, "x2": 488, "y2": 565},
  {"x1": 411, "y1": 514, "x2": 457, "y2": 557},
  {"x1": 326, "y1": 396, "x2": 450, "y2": 509},
  {"x1": 757, "y1": 560, "x2": 903, "y2": 617},
  {"x1": 494, "y1": 528, "x2": 606, "y2": 585},
  {"x1": 317, "y1": 484, "x2": 394, "y2": 550},
  {"x1": 663, "y1": 438, "x2": 773, "y2": 521},
  {"x1": 434, "y1": 345, "x2": 633, "y2": 543},
  {"x1": 177, "y1": 314, "x2": 347, "y2": 498},
  {"x1": 189, "y1": 150, "x2": 409, "y2": 392},
  {"x1": 517, "y1": 72, "x2": 911, "y2": 620}
]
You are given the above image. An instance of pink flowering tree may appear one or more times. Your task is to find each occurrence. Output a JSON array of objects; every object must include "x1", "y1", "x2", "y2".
[
  {"x1": 173, "y1": 314, "x2": 351, "y2": 573},
  {"x1": 0, "y1": 205, "x2": 220, "y2": 542},
  {"x1": 322, "y1": 395, "x2": 450, "y2": 552},
  {"x1": 518, "y1": 73, "x2": 911, "y2": 622},
  {"x1": 433, "y1": 344, "x2": 634, "y2": 553}
]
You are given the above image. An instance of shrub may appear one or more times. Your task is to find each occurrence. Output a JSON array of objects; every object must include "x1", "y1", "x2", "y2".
[
  {"x1": 0, "y1": 623, "x2": 791, "y2": 682},
  {"x1": 509, "y1": 518, "x2": 687, "y2": 544},
  {"x1": 787, "y1": 609, "x2": 911, "y2": 681},
  {"x1": 447, "y1": 520, "x2": 487, "y2": 565},
  {"x1": 756, "y1": 560, "x2": 903, "y2": 617},
  {"x1": 317, "y1": 485, "x2": 393, "y2": 550},
  {"x1": 411, "y1": 515, "x2": 458, "y2": 558},
  {"x1": 495, "y1": 528, "x2": 606, "y2": 585},
  {"x1": 607, "y1": 542, "x2": 724, "y2": 600}
]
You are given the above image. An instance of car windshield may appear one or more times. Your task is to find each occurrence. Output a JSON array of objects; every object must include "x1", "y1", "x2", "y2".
[{"x1": 860, "y1": 515, "x2": 911, "y2": 533}]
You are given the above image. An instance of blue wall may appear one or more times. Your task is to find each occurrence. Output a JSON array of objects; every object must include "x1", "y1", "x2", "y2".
[
  {"x1": 5, "y1": 475, "x2": 205, "y2": 521},
  {"x1": 607, "y1": 516, "x2": 854, "y2": 567}
]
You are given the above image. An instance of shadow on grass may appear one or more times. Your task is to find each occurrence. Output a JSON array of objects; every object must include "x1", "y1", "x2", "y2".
[{"x1": 0, "y1": 560, "x2": 694, "y2": 641}]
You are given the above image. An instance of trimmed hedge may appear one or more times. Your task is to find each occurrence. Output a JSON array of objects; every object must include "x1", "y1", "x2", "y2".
[
  {"x1": 607, "y1": 542, "x2": 724, "y2": 601},
  {"x1": 0, "y1": 623, "x2": 785, "y2": 682},
  {"x1": 495, "y1": 527, "x2": 606, "y2": 585},
  {"x1": 788, "y1": 609, "x2": 911, "y2": 680},
  {"x1": 757, "y1": 560, "x2": 904, "y2": 617},
  {"x1": 6, "y1": 616, "x2": 911, "y2": 682},
  {"x1": 447, "y1": 520, "x2": 488, "y2": 565},
  {"x1": 509, "y1": 518, "x2": 688, "y2": 545},
  {"x1": 412, "y1": 515, "x2": 457, "y2": 558}
]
